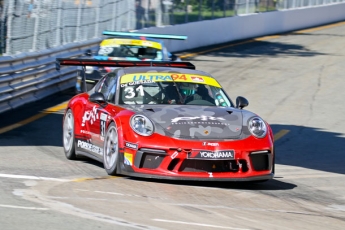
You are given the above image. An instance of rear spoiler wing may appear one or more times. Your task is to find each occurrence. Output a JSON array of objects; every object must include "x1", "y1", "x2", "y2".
[
  {"x1": 56, "y1": 58, "x2": 195, "y2": 70},
  {"x1": 102, "y1": 30, "x2": 187, "y2": 40}
]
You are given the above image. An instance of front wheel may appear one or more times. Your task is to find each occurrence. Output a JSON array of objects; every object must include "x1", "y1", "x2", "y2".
[
  {"x1": 63, "y1": 109, "x2": 77, "y2": 160},
  {"x1": 103, "y1": 123, "x2": 119, "y2": 175}
]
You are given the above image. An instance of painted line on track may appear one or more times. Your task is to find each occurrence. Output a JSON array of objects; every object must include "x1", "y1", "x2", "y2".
[
  {"x1": 274, "y1": 129, "x2": 290, "y2": 141},
  {"x1": 153, "y1": 219, "x2": 252, "y2": 230},
  {"x1": 0, "y1": 204, "x2": 48, "y2": 210},
  {"x1": 72, "y1": 176, "x2": 119, "y2": 182},
  {"x1": 0, "y1": 173, "x2": 71, "y2": 182}
]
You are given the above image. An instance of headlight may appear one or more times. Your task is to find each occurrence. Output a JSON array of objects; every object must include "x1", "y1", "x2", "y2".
[
  {"x1": 248, "y1": 117, "x2": 267, "y2": 138},
  {"x1": 85, "y1": 66, "x2": 95, "y2": 74},
  {"x1": 130, "y1": 115, "x2": 154, "y2": 136}
]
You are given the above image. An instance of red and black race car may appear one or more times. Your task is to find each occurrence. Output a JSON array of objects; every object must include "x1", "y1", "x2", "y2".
[{"x1": 57, "y1": 58, "x2": 274, "y2": 182}]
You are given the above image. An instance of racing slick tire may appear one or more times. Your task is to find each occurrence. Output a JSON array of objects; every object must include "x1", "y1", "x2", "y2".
[
  {"x1": 103, "y1": 123, "x2": 119, "y2": 175},
  {"x1": 63, "y1": 109, "x2": 77, "y2": 160}
]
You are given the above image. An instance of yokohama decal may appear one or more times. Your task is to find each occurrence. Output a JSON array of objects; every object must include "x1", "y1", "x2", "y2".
[{"x1": 190, "y1": 150, "x2": 235, "y2": 160}]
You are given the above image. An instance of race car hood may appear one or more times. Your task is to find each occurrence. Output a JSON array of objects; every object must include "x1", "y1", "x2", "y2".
[{"x1": 128, "y1": 105, "x2": 244, "y2": 140}]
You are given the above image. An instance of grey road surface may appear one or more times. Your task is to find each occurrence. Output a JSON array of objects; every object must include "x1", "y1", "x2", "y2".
[{"x1": 0, "y1": 23, "x2": 344, "y2": 230}]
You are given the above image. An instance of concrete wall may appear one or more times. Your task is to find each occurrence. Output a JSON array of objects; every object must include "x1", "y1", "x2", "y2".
[{"x1": 139, "y1": 4, "x2": 345, "y2": 52}]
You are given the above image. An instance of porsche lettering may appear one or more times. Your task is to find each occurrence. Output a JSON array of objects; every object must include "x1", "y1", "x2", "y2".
[
  {"x1": 203, "y1": 142, "x2": 219, "y2": 146},
  {"x1": 77, "y1": 140, "x2": 103, "y2": 155}
]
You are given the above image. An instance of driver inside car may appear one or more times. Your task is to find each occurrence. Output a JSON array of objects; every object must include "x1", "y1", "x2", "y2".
[
  {"x1": 184, "y1": 84, "x2": 215, "y2": 105},
  {"x1": 163, "y1": 83, "x2": 185, "y2": 104}
]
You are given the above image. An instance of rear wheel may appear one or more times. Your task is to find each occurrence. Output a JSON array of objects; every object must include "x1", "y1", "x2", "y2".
[
  {"x1": 63, "y1": 109, "x2": 77, "y2": 160},
  {"x1": 103, "y1": 123, "x2": 119, "y2": 175}
]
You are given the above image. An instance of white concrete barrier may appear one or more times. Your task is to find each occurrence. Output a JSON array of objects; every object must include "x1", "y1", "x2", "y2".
[{"x1": 140, "y1": 3, "x2": 345, "y2": 52}]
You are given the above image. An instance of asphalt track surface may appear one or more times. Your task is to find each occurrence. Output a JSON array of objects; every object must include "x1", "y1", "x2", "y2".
[{"x1": 0, "y1": 22, "x2": 345, "y2": 230}]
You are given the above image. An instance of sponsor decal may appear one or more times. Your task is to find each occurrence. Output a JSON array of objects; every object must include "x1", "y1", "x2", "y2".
[
  {"x1": 190, "y1": 150, "x2": 235, "y2": 160},
  {"x1": 100, "y1": 39, "x2": 162, "y2": 50},
  {"x1": 120, "y1": 80, "x2": 154, "y2": 87},
  {"x1": 120, "y1": 73, "x2": 221, "y2": 88},
  {"x1": 125, "y1": 142, "x2": 138, "y2": 150},
  {"x1": 80, "y1": 130, "x2": 102, "y2": 140},
  {"x1": 77, "y1": 140, "x2": 103, "y2": 155},
  {"x1": 171, "y1": 116, "x2": 226, "y2": 123},
  {"x1": 81, "y1": 106, "x2": 99, "y2": 127},
  {"x1": 191, "y1": 76, "x2": 204, "y2": 83},
  {"x1": 202, "y1": 142, "x2": 219, "y2": 146},
  {"x1": 100, "y1": 113, "x2": 107, "y2": 138},
  {"x1": 171, "y1": 151, "x2": 178, "y2": 159},
  {"x1": 124, "y1": 152, "x2": 133, "y2": 166}
]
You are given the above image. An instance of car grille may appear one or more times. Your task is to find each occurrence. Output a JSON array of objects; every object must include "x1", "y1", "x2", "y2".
[
  {"x1": 176, "y1": 159, "x2": 249, "y2": 173},
  {"x1": 135, "y1": 148, "x2": 270, "y2": 173}
]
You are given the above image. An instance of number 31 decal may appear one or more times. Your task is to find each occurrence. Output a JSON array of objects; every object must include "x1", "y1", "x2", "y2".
[{"x1": 124, "y1": 85, "x2": 144, "y2": 98}]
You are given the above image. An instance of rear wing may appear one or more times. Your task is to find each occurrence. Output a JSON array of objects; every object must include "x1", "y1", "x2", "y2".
[
  {"x1": 56, "y1": 58, "x2": 195, "y2": 70},
  {"x1": 102, "y1": 30, "x2": 187, "y2": 40}
]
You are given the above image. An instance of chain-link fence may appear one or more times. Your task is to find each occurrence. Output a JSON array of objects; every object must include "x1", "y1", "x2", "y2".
[{"x1": 0, "y1": 0, "x2": 344, "y2": 56}]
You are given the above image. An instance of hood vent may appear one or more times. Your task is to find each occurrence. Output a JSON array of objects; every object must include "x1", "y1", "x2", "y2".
[{"x1": 146, "y1": 108, "x2": 155, "y2": 112}]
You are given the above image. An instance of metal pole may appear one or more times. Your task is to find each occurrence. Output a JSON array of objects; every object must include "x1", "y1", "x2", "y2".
[
  {"x1": 212, "y1": 0, "x2": 215, "y2": 19},
  {"x1": 32, "y1": 0, "x2": 41, "y2": 52},
  {"x1": 145, "y1": 0, "x2": 150, "y2": 27},
  {"x1": 94, "y1": 0, "x2": 100, "y2": 38},
  {"x1": 127, "y1": 0, "x2": 131, "y2": 29},
  {"x1": 111, "y1": 0, "x2": 116, "y2": 30},
  {"x1": 75, "y1": 0, "x2": 82, "y2": 41},
  {"x1": 56, "y1": 0, "x2": 62, "y2": 46},
  {"x1": 185, "y1": 0, "x2": 189, "y2": 23},
  {"x1": 5, "y1": 0, "x2": 14, "y2": 55},
  {"x1": 198, "y1": 0, "x2": 202, "y2": 21},
  {"x1": 223, "y1": 0, "x2": 226, "y2": 17}
]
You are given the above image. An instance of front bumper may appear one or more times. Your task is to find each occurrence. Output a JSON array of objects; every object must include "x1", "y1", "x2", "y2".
[{"x1": 118, "y1": 135, "x2": 274, "y2": 181}]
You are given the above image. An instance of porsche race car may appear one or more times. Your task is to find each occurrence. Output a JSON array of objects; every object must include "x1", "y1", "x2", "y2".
[
  {"x1": 58, "y1": 58, "x2": 275, "y2": 182},
  {"x1": 76, "y1": 31, "x2": 187, "y2": 93}
]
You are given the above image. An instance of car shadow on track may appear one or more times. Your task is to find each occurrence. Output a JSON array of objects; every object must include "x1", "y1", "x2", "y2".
[
  {"x1": 271, "y1": 124, "x2": 345, "y2": 175},
  {"x1": 180, "y1": 39, "x2": 326, "y2": 60},
  {"x1": 126, "y1": 177, "x2": 296, "y2": 191}
]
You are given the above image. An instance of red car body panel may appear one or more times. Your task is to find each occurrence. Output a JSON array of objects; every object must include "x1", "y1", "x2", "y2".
[
  {"x1": 60, "y1": 58, "x2": 274, "y2": 182},
  {"x1": 65, "y1": 94, "x2": 274, "y2": 181}
]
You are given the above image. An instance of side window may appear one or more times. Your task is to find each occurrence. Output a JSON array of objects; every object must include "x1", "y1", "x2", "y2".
[
  {"x1": 94, "y1": 76, "x2": 106, "y2": 92},
  {"x1": 99, "y1": 73, "x2": 117, "y2": 102},
  {"x1": 107, "y1": 81, "x2": 117, "y2": 103}
]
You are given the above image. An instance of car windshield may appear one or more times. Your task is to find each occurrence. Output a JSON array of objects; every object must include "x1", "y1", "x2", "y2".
[
  {"x1": 97, "y1": 45, "x2": 162, "y2": 60},
  {"x1": 119, "y1": 73, "x2": 233, "y2": 107}
]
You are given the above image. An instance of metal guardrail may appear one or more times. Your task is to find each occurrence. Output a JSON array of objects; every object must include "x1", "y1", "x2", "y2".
[{"x1": 0, "y1": 38, "x2": 101, "y2": 114}]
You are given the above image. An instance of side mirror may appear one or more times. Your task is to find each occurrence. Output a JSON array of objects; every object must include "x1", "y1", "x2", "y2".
[
  {"x1": 89, "y1": 92, "x2": 107, "y2": 107},
  {"x1": 236, "y1": 96, "x2": 249, "y2": 109},
  {"x1": 85, "y1": 49, "x2": 92, "y2": 56}
]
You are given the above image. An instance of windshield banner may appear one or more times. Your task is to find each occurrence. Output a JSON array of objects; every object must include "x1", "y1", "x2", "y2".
[
  {"x1": 120, "y1": 73, "x2": 221, "y2": 88},
  {"x1": 100, "y1": 39, "x2": 162, "y2": 50}
]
